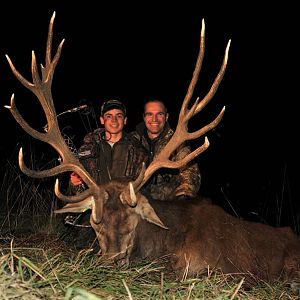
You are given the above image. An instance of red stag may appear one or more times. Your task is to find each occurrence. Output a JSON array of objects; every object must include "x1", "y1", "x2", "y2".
[{"x1": 5, "y1": 12, "x2": 300, "y2": 288}]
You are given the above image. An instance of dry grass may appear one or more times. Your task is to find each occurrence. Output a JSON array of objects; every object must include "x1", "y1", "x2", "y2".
[{"x1": 1, "y1": 234, "x2": 299, "y2": 300}]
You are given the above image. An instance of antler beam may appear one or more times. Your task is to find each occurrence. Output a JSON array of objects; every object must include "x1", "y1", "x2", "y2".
[{"x1": 5, "y1": 12, "x2": 102, "y2": 206}]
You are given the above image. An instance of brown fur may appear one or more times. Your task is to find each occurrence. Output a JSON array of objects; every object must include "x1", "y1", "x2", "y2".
[{"x1": 88, "y1": 182, "x2": 300, "y2": 286}]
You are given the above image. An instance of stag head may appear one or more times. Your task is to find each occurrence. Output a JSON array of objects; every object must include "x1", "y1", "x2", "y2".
[{"x1": 6, "y1": 12, "x2": 230, "y2": 259}]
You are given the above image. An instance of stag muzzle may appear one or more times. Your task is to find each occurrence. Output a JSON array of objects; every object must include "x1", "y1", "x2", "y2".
[{"x1": 101, "y1": 251, "x2": 129, "y2": 267}]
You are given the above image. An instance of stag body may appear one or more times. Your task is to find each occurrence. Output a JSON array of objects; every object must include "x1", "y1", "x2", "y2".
[{"x1": 89, "y1": 185, "x2": 300, "y2": 284}]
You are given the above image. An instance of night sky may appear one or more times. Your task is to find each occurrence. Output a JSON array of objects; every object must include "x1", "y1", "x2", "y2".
[{"x1": 0, "y1": 2, "x2": 298, "y2": 228}]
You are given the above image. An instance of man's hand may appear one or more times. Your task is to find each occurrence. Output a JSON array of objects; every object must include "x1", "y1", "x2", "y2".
[{"x1": 70, "y1": 172, "x2": 83, "y2": 186}]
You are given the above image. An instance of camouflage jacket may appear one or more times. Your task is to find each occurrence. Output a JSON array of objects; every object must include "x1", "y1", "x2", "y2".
[
  {"x1": 76, "y1": 128, "x2": 149, "y2": 185},
  {"x1": 129, "y1": 122, "x2": 201, "y2": 200}
]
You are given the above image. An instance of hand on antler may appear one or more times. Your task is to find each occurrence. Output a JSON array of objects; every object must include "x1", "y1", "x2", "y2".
[{"x1": 70, "y1": 172, "x2": 83, "y2": 186}]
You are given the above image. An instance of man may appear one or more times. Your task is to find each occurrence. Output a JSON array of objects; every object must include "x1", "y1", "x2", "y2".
[
  {"x1": 64, "y1": 99, "x2": 149, "y2": 249},
  {"x1": 129, "y1": 99, "x2": 201, "y2": 201}
]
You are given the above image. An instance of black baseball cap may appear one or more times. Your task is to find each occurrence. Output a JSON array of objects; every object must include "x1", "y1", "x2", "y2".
[{"x1": 100, "y1": 99, "x2": 127, "y2": 116}]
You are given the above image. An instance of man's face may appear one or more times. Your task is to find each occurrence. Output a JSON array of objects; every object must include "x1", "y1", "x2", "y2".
[
  {"x1": 100, "y1": 109, "x2": 127, "y2": 135},
  {"x1": 143, "y1": 101, "x2": 168, "y2": 139}
]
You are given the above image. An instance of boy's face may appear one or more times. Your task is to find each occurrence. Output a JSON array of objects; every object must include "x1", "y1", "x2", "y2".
[{"x1": 100, "y1": 108, "x2": 127, "y2": 135}]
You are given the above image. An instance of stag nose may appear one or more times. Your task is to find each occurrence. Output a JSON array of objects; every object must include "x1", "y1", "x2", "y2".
[
  {"x1": 112, "y1": 251, "x2": 128, "y2": 265},
  {"x1": 101, "y1": 250, "x2": 128, "y2": 265},
  {"x1": 116, "y1": 257, "x2": 128, "y2": 267}
]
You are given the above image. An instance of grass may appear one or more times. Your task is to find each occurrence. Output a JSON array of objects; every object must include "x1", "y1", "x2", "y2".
[
  {"x1": 1, "y1": 240, "x2": 299, "y2": 299},
  {"x1": 0, "y1": 144, "x2": 60, "y2": 236},
  {"x1": 0, "y1": 147, "x2": 299, "y2": 299}
]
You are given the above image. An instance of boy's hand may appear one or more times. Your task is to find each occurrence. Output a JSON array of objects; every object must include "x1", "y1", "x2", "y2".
[{"x1": 70, "y1": 172, "x2": 83, "y2": 186}]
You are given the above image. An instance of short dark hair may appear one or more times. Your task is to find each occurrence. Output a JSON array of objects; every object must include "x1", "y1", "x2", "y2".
[
  {"x1": 100, "y1": 99, "x2": 127, "y2": 116},
  {"x1": 143, "y1": 99, "x2": 168, "y2": 114}
]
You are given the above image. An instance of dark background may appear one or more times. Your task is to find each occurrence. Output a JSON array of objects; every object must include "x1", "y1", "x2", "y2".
[{"x1": 0, "y1": 2, "x2": 298, "y2": 229}]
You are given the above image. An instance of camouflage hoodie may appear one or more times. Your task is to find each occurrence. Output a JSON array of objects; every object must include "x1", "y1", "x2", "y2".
[
  {"x1": 129, "y1": 122, "x2": 201, "y2": 200},
  {"x1": 77, "y1": 128, "x2": 149, "y2": 185}
]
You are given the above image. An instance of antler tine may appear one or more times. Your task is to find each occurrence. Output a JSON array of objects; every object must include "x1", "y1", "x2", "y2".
[
  {"x1": 135, "y1": 19, "x2": 229, "y2": 191},
  {"x1": 5, "y1": 11, "x2": 73, "y2": 173},
  {"x1": 180, "y1": 19, "x2": 230, "y2": 124},
  {"x1": 5, "y1": 11, "x2": 102, "y2": 205},
  {"x1": 45, "y1": 11, "x2": 56, "y2": 71},
  {"x1": 193, "y1": 39, "x2": 231, "y2": 116},
  {"x1": 181, "y1": 18, "x2": 206, "y2": 118}
]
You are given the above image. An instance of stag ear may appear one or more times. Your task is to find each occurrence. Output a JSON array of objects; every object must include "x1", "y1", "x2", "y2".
[
  {"x1": 54, "y1": 197, "x2": 93, "y2": 213},
  {"x1": 135, "y1": 194, "x2": 168, "y2": 230}
]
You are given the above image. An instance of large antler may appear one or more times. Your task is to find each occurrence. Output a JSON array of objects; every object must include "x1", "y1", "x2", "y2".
[
  {"x1": 4, "y1": 12, "x2": 103, "y2": 211},
  {"x1": 134, "y1": 19, "x2": 230, "y2": 191}
]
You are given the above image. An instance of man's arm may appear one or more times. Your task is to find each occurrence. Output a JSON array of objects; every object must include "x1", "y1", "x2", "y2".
[{"x1": 175, "y1": 143, "x2": 201, "y2": 198}]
